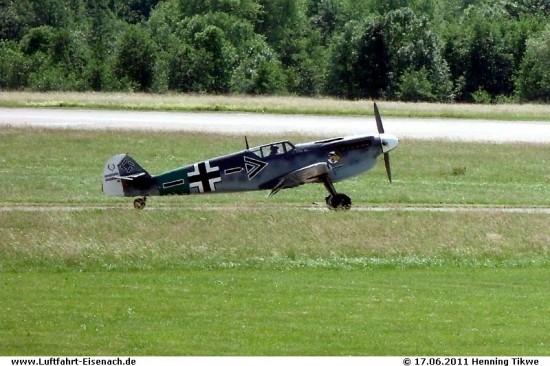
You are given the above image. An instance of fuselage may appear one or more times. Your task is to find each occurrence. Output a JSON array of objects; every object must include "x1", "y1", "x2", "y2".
[
  {"x1": 153, "y1": 134, "x2": 385, "y2": 196},
  {"x1": 102, "y1": 102, "x2": 398, "y2": 210}
]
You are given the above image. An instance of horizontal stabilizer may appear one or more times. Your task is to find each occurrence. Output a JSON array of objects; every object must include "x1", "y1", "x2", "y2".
[{"x1": 111, "y1": 172, "x2": 147, "y2": 181}]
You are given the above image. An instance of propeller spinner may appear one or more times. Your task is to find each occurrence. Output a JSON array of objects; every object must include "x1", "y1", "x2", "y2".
[{"x1": 374, "y1": 103, "x2": 398, "y2": 182}]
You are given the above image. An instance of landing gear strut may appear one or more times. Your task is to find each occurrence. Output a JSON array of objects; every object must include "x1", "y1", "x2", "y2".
[
  {"x1": 322, "y1": 177, "x2": 352, "y2": 210},
  {"x1": 133, "y1": 196, "x2": 147, "y2": 210}
]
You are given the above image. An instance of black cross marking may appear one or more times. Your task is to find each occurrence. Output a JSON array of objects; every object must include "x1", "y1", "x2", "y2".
[{"x1": 188, "y1": 161, "x2": 221, "y2": 193}]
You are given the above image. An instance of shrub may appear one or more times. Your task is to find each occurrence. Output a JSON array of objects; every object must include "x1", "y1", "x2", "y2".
[
  {"x1": 397, "y1": 68, "x2": 436, "y2": 102},
  {"x1": 516, "y1": 24, "x2": 550, "y2": 102}
]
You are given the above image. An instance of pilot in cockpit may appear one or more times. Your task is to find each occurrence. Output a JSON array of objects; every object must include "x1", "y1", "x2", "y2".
[{"x1": 269, "y1": 145, "x2": 279, "y2": 156}]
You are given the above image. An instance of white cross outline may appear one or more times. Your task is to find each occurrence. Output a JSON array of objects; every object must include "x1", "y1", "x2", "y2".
[{"x1": 188, "y1": 161, "x2": 222, "y2": 193}]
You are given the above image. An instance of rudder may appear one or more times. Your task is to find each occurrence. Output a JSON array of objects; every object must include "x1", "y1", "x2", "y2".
[{"x1": 102, "y1": 154, "x2": 158, "y2": 197}]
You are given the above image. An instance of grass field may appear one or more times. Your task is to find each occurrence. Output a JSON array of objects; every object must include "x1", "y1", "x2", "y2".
[
  {"x1": 0, "y1": 127, "x2": 549, "y2": 355},
  {"x1": 2, "y1": 91, "x2": 550, "y2": 120},
  {"x1": 2, "y1": 268, "x2": 548, "y2": 355}
]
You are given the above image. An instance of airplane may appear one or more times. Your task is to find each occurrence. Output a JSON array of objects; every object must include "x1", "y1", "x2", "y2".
[{"x1": 102, "y1": 103, "x2": 398, "y2": 210}]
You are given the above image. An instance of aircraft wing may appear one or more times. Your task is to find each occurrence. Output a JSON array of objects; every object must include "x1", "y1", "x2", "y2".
[{"x1": 269, "y1": 162, "x2": 330, "y2": 197}]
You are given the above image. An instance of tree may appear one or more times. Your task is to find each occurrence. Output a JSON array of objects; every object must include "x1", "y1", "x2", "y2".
[
  {"x1": 114, "y1": 25, "x2": 157, "y2": 91},
  {"x1": 382, "y1": 7, "x2": 452, "y2": 100},
  {"x1": 503, "y1": 0, "x2": 550, "y2": 18},
  {"x1": 179, "y1": 0, "x2": 261, "y2": 22},
  {"x1": 396, "y1": 67, "x2": 436, "y2": 102},
  {"x1": 353, "y1": 18, "x2": 390, "y2": 99},
  {"x1": 230, "y1": 36, "x2": 287, "y2": 94},
  {"x1": 469, "y1": 22, "x2": 515, "y2": 98},
  {"x1": 254, "y1": 0, "x2": 325, "y2": 95},
  {"x1": 516, "y1": 24, "x2": 550, "y2": 102},
  {"x1": 0, "y1": 0, "x2": 545, "y2": 98},
  {"x1": 0, "y1": 0, "x2": 35, "y2": 41},
  {"x1": 442, "y1": 4, "x2": 521, "y2": 102},
  {"x1": 325, "y1": 18, "x2": 389, "y2": 99},
  {"x1": 0, "y1": 40, "x2": 29, "y2": 89},
  {"x1": 325, "y1": 8, "x2": 452, "y2": 101},
  {"x1": 20, "y1": 25, "x2": 56, "y2": 55},
  {"x1": 30, "y1": 0, "x2": 72, "y2": 28},
  {"x1": 325, "y1": 20, "x2": 363, "y2": 98},
  {"x1": 86, "y1": 0, "x2": 123, "y2": 91},
  {"x1": 167, "y1": 16, "x2": 237, "y2": 93},
  {"x1": 307, "y1": 0, "x2": 342, "y2": 45},
  {"x1": 110, "y1": 0, "x2": 160, "y2": 23},
  {"x1": 18, "y1": 25, "x2": 92, "y2": 90},
  {"x1": 255, "y1": 0, "x2": 301, "y2": 46}
]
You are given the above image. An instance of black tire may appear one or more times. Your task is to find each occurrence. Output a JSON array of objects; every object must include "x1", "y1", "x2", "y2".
[
  {"x1": 325, "y1": 194, "x2": 352, "y2": 210},
  {"x1": 133, "y1": 197, "x2": 146, "y2": 210}
]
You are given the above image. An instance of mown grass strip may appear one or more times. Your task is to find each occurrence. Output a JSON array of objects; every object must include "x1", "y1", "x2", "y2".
[
  {"x1": 1, "y1": 268, "x2": 549, "y2": 355},
  {"x1": 1, "y1": 92, "x2": 550, "y2": 120},
  {"x1": 1, "y1": 208, "x2": 549, "y2": 272}
]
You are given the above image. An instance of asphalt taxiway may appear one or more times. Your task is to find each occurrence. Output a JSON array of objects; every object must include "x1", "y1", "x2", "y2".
[{"x1": 1, "y1": 108, "x2": 550, "y2": 143}]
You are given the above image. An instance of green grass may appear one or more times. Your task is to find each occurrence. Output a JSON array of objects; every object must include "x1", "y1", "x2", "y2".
[
  {"x1": 1, "y1": 209, "x2": 549, "y2": 272},
  {"x1": 0, "y1": 127, "x2": 549, "y2": 207},
  {"x1": 1, "y1": 268, "x2": 549, "y2": 355},
  {"x1": 1, "y1": 91, "x2": 550, "y2": 120},
  {"x1": 1, "y1": 127, "x2": 549, "y2": 355}
]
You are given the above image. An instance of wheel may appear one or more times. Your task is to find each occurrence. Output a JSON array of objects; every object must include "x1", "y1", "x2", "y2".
[
  {"x1": 133, "y1": 197, "x2": 146, "y2": 210},
  {"x1": 325, "y1": 194, "x2": 352, "y2": 210}
]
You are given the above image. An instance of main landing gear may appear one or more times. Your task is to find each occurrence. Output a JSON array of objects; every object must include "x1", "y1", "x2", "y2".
[
  {"x1": 133, "y1": 196, "x2": 147, "y2": 210},
  {"x1": 325, "y1": 193, "x2": 352, "y2": 210},
  {"x1": 323, "y1": 177, "x2": 352, "y2": 210}
]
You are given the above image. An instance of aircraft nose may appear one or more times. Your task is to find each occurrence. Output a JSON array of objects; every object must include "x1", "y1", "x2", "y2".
[{"x1": 381, "y1": 134, "x2": 399, "y2": 153}]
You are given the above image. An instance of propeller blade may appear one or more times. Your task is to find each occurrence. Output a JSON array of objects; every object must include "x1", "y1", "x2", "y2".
[
  {"x1": 384, "y1": 152, "x2": 392, "y2": 183},
  {"x1": 374, "y1": 102, "x2": 384, "y2": 134},
  {"x1": 375, "y1": 102, "x2": 396, "y2": 183}
]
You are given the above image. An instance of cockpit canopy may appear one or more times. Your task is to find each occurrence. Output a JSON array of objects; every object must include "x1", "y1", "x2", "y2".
[{"x1": 249, "y1": 141, "x2": 295, "y2": 158}]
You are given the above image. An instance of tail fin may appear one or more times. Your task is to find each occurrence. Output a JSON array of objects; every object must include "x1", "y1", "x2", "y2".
[{"x1": 102, "y1": 154, "x2": 158, "y2": 197}]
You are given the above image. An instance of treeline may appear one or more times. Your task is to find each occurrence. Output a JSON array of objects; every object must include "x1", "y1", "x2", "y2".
[{"x1": 0, "y1": 0, "x2": 549, "y2": 102}]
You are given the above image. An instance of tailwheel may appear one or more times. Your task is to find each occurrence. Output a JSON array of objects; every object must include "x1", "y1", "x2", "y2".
[
  {"x1": 325, "y1": 194, "x2": 352, "y2": 210},
  {"x1": 133, "y1": 197, "x2": 147, "y2": 210}
]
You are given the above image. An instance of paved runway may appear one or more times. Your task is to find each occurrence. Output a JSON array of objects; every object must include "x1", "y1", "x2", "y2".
[{"x1": 1, "y1": 107, "x2": 550, "y2": 143}]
